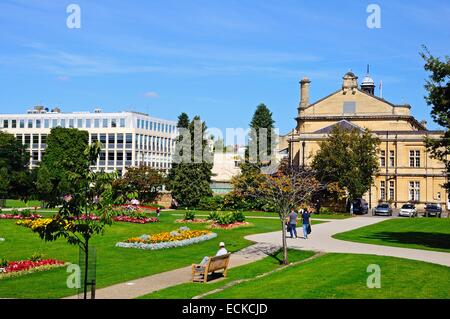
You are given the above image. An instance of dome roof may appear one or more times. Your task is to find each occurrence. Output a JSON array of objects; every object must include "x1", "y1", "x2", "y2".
[
  {"x1": 361, "y1": 75, "x2": 375, "y2": 86},
  {"x1": 343, "y1": 71, "x2": 357, "y2": 78}
]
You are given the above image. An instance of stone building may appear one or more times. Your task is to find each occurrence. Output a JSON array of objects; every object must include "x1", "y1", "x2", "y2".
[{"x1": 284, "y1": 70, "x2": 448, "y2": 210}]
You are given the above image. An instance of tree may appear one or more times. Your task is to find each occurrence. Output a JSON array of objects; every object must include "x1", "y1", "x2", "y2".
[
  {"x1": 27, "y1": 141, "x2": 116, "y2": 299},
  {"x1": 37, "y1": 127, "x2": 89, "y2": 207},
  {"x1": 247, "y1": 103, "x2": 276, "y2": 165},
  {"x1": 312, "y1": 126, "x2": 380, "y2": 206},
  {"x1": 421, "y1": 47, "x2": 450, "y2": 190},
  {"x1": 113, "y1": 166, "x2": 165, "y2": 204},
  {"x1": 239, "y1": 161, "x2": 321, "y2": 264},
  {"x1": 166, "y1": 113, "x2": 213, "y2": 207},
  {"x1": 0, "y1": 131, "x2": 32, "y2": 200}
]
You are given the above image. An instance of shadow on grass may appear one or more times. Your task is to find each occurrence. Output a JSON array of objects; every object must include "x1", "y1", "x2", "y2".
[{"x1": 364, "y1": 232, "x2": 450, "y2": 250}]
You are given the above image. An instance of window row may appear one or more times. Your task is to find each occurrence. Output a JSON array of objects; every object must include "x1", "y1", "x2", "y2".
[
  {"x1": 1, "y1": 118, "x2": 126, "y2": 129},
  {"x1": 135, "y1": 134, "x2": 174, "y2": 153},
  {"x1": 379, "y1": 180, "x2": 422, "y2": 202},
  {"x1": 379, "y1": 150, "x2": 422, "y2": 168},
  {"x1": 137, "y1": 119, "x2": 175, "y2": 134}
]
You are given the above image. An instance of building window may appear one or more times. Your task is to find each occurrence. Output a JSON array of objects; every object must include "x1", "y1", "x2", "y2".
[
  {"x1": 389, "y1": 151, "x2": 395, "y2": 167},
  {"x1": 120, "y1": 118, "x2": 125, "y2": 128},
  {"x1": 77, "y1": 119, "x2": 83, "y2": 128},
  {"x1": 11, "y1": 120, "x2": 17, "y2": 128},
  {"x1": 94, "y1": 119, "x2": 100, "y2": 128},
  {"x1": 103, "y1": 119, "x2": 109, "y2": 128},
  {"x1": 111, "y1": 119, "x2": 117, "y2": 128},
  {"x1": 20, "y1": 120, "x2": 25, "y2": 128},
  {"x1": 409, "y1": 181, "x2": 420, "y2": 202},
  {"x1": 108, "y1": 134, "x2": 115, "y2": 148},
  {"x1": 389, "y1": 181, "x2": 395, "y2": 200},
  {"x1": 69, "y1": 119, "x2": 74, "y2": 128},
  {"x1": 52, "y1": 119, "x2": 58, "y2": 128},
  {"x1": 91, "y1": 134, "x2": 98, "y2": 143},
  {"x1": 28, "y1": 120, "x2": 33, "y2": 128},
  {"x1": 380, "y1": 181, "x2": 386, "y2": 201},
  {"x1": 86, "y1": 119, "x2": 91, "y2": 128},
  {"x1": 99, "y1": 134, "x2": 106, "y2": 144},
  {"x1": 380, "y1": 150, "x2": 386, "y2": 167},
  {"x1": 36, "y1": 119, "x2": 41, "y2": 128},
  {"x1": 409, "y1": 150, "x2": 421, "y2": 167},
  {"x1": 3, "y1": 120, "x2": 8, "y2": 128},
  {"x1": 137, "y1": 119, "x2": 141, "y2": 129},
  {"x1": 24, "y1": 134, "x2": 30, "y2": 147},
  {"x1": 44, "y1": 119, "x2": 49, "y2": 128},
  {"x1": 60, "y1": 119, "x2": 66, "y2": 128},
  {"x1": 126, "y1": 134, "x2": 132, "y2": 149}
]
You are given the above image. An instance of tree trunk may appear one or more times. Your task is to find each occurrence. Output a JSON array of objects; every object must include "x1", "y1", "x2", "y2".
[
  {"x1": 280, "y1": 219, "x2": 288, "y2": 265},
  {"x1": 83, "y1": 239, "x2": 89, "y2": 300}
]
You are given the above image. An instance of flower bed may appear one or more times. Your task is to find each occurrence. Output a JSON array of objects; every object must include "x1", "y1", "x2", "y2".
[
  {"x1": 114, "y1": 216, "x2": 159, "y2": 224},
  {"x1": 0, "y1": 213, "x2": 42, "y2": 220},
  {"x1": 209, "y1": 221, "x2": 252, "y2": 230},
  {"x1": 0, "y1": 259, "x2": 67, "y2": 280},
  {"x1": 116, "y1": 227, "x2": 217, "y2": 250}
]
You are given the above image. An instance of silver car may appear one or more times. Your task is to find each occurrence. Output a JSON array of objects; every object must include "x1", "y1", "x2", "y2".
[
  {"x1": 374, "y1": 203, "x2": 393, "y2": 216},
  {"x1": 399, "y1": 203, "x2": 417, "y2": 217}
]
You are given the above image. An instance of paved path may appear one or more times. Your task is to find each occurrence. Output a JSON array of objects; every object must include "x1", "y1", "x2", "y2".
[
  {"x1": 64, "y1": 243, "x2": 280, "y2": 299},
  {"x1": 245, "y1": 216, "x2": 450, "y2": 267}
]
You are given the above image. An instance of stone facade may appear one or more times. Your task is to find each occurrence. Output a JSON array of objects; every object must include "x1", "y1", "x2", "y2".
[{"x1": 284, "y1": 71, "x2": 448, "y2": 210}]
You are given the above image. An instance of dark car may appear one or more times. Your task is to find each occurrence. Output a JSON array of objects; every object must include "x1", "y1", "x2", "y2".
[
  {"x1": 352, "y1": 199, "x2": 369, "y2": 215},
  {"x1": 425, "y1": 203, "x2": 442, "y2": 218},
  {"x1": 373, "y1": 203, "x2": 393, "y2": 216}
]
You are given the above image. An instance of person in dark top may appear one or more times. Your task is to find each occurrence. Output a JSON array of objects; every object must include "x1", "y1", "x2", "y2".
[
  {"x1": 301, "y1": 208, "x2": 311, "y2": 239},
  {"x1": 287, "y1": 208, "x2": 298, "y2": 238}
]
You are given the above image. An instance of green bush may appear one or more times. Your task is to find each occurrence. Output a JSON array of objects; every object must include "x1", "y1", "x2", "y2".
[
  {"x1": 232, "y1": 211, "x2": 246, "y2": 222},
  {"x1": 197, "y1": 196, "x2": 224, "y2": 210},
  {"x1": 10, "y1": 208, "x2": 19, "y2": 215},
  {"x1": 184, "y1": 210, "x2": 196, "y2": 221},
  {"x1": 216, "y1": 212, "x2": 235, "y2": 225},
  {"x1": 0, "y1": 258, "x2": 8, "y2": 268},
  {"x1": 29, "y1": 253, "x2": 45, "y2": 262},
  {"x1": 19, "y1": 209, "x2": 32, "y2": 218},
  {"x1": 207, "y1": 211, "x2": 220, "y2": 221}
]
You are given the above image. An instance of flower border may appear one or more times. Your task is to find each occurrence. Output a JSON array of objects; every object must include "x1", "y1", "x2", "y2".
[{"x1": 116, "y1": 232, "x2": 217, "y2": 250}]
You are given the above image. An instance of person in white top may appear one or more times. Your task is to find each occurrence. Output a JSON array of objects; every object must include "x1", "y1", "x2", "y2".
[{"x1": 198, "y1": 242, "x2": 228, "y2": 266}]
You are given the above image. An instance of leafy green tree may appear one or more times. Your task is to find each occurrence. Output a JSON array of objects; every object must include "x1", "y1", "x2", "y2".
[
  {"x1": 113, "y1": 166, "x2": 165, "y2": 204},
  {"x1": 421, "y1": 47, "x2": 450, "y2": 190},
  {"x1": 167, "y1": 113, "x2": 213, "y2": 207},
  {"x1": 0, "y1": 131, "x2": 31, "y2": 200},
  {"x1": 247, "y1": 103, "x2": 275, "y2": 164},
  {"x1": 27, "y1": 141, "x2": 116, "y2": 299},
  {"x1": 37, "y1": 127, "x2": 89, "y2": 206},
  {"x1": 0, "y1": 167, "x2": 10, "y2": 200},
  {"x1": 312, "y1": 126, "x2": 380, "y2": 204}
]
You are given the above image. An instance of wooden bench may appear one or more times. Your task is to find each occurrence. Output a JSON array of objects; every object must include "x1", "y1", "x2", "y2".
[{"x1": 191, "y1": 254, "x2": 231, "y2": 283}]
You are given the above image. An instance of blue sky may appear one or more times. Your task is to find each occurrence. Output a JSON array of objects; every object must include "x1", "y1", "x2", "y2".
[{"x1": 0, "y1": 0, "x2": 449, "y2": 137}]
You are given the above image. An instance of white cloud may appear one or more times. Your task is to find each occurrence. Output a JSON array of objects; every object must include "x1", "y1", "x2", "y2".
[{"x1": 144, "y1": 91, "x2": 159, "y2": 98}]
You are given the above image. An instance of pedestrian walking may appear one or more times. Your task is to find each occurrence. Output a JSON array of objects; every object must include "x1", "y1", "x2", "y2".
[
  {"x1": 301, "y1": 208, "x2": 311, "y2": 239},
  {"x1": 287, "y1": 208, "x2": 298, "y2": 238}
]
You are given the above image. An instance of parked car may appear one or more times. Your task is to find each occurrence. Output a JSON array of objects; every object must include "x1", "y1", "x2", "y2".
[
  {"x1": 352, "y1": 198, "x2": 369, "y2": 215},
  {"x1": 399, "y1": 203, "x2": 417, "y2": 217},
  {"x1": 373, "y1": 203, "x2": 393, "y2": 216},
  {"x1": 424, "y1": 203, "x2": 442, "y2": 218}
]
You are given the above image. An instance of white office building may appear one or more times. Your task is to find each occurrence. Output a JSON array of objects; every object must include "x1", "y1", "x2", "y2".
[{"x1": 0, "y1": 106, "x2": 177, "y2": 176}]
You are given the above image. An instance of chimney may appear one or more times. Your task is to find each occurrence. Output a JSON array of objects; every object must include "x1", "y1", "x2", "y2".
[{"x1": 299, "y1": 77, "x2": 311, "y2": 110}]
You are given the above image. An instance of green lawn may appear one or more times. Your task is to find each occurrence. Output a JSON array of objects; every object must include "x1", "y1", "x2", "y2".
[
  {"x1": 2, "y1": 199, "x2": 43, "y2": 208},
  {"x1": 0, "y1": 212, "x2": 285, "y2": 299},
  {"x1": 139, "y1": 249, "x2": 316, "y2": 299},
  {"x1": 202, "y1": 253, "x2": 450, "y2": 299},
  {"x1": 333, "y1": 218, "x2": 450, "y2": 253}
]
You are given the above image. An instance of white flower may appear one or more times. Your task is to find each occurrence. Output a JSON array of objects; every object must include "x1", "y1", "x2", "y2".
[
  {"x1": 0, "y1": 238, "x2": 5, "y2": 242},
  {"x1": 116, "y1": 233, "x2": 217, "y2": 250}
]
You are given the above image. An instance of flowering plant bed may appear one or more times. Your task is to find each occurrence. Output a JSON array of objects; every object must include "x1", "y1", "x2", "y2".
[
  {"x1": 116, "y1": 227, "x2": 217, "y2": 250},
  {"x1": 0, "y1": 259, "x2": 67, "y2": 280},
  {"x1": 114, "y1": 216, "x2": 159, "y2": 224},
  {"x1": 209, "y1": 221, "x2": 252, "y2": 230},
  {"x1": 0, "y1": 213, "x2": 42, "y2": 220}
]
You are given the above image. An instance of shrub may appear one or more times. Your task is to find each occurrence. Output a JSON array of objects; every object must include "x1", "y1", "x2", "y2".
[
  {"x1": 29, "y1": 253, "x2": 45, "y2": 262},
  {"x1": 11, "y1": 208, "x2": 19, "y2": 215},
  {"x1": 197, "y1": 196, "x2": 224, "y2": 211},
  {"x1": 0, "y1": 258, "x2": 8, "y2": 268},
  {"x1": 232, "y1": 211, "x2": 246, "y2": 222},
  {"x1": 215, "y1": 212, "x2": 235, "y2": 225},
  {"x1": 207, "y1": 211, "x2": 220, "y2": 221},
  {"x1": 184, "y1": 210, "x2": 196, "y2": 221},
  {"x1": 19, "y1": 209, "x2": 32, "y2": 218}
]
